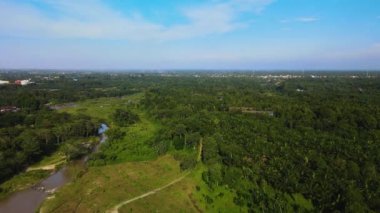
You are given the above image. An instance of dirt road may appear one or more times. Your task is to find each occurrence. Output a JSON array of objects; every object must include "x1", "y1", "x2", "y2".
[{"x1": 107, "y1": 172, "x2": 190, "y2": 213}]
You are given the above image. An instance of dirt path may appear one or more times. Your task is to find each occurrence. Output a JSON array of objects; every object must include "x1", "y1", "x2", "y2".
[
  {"x1": 197, "y1": 138, "x2": 203, "y2": 162},
  {"x1": 107, "y1": 138, "x2": 202, "y2": 213},
  {"x1": 26, "y1": 160, "x2": 66, "y2": 172},
  {"x1": 107, "y1": 172, "x2": 190, "y2": 213}
]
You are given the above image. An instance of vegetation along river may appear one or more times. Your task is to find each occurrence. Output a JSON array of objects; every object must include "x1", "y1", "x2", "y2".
[{"x1": 0, "y1": 124, "x2": 109, "y2": 213}]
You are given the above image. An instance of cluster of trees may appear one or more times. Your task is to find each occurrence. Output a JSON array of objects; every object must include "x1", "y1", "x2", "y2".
[
  {"x1": 112, "y1": 109, "x2": 139, "y2": 127},
  {"x1": 0, "y1": 110, "x2": 100, "y2": 182},
  {"x1": 141, "y1": 76, "x2": 380, "y2": 212}
]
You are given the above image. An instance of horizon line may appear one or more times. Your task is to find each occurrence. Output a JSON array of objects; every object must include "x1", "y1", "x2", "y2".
[{"x1": 1, "y1": 68, "x2": 380, "y2": 72}]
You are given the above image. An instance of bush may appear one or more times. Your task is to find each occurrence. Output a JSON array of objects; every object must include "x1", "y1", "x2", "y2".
[
  {"x1": 173, "y1": 151, "x2": 197, "y2": 171},
  {"x1": 180, "y1": 157, "x2": 197, "y2": 170},
  {"x1": 112, "y1": 109, "x2": 139, "y2": 127},
  {"x1": 106, "y1": 127, "x2": 125, "y2": 142}
]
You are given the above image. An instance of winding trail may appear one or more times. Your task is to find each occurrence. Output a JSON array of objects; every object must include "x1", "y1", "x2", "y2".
[
  {"x1": 107, "y1": 138, "x2": 203, "y2": 213},
  {"x1": 107, "y1": 172, "x2": 190, "y2": 213},
  {"x1": 197, "y1": 138, "x2": 203, "y2": 162}
]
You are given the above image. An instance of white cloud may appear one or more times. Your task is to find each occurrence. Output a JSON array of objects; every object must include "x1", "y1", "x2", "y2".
[
  {"x1": 280, "y1": 19, "x2": 290, "y2": 23},
  {"x1": 280, "y1": 17, "x2": 319, "y2": 24},
  {"x1": 0, "y1": 0, "x2": 274, "y2": 41},
  {"x1": 296, "y1": 17, "x2": 319, "y2": 22}
]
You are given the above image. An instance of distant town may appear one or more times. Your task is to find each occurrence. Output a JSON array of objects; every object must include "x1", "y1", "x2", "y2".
[
  {"x1": 0, "y1": 78, "x2": 34, "y2": 86},
  {"x1": 0, "y1": 70, "x2": 377, "y2": 84}
]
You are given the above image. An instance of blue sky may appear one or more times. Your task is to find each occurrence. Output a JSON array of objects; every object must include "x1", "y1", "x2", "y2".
[{"x1": 0, "y1": 0, "x2": 379, "y2": 70}]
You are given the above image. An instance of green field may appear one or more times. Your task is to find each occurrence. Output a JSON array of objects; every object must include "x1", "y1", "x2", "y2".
[
  {"x1": 38, "y1": 95, "x2": 241, "y2": 212},
  {"x1": 61, "y1": 94, "x2": 159, "y2": 163},
  {"x1": 40, "y1": 156, "x2": 241, "y2": 213},
  {"x1": 60, "y1": 94, "x2": 143, "y2": 123},
  {"x1": 40, "y1": 155, "x2": 186, "y2": 212},
  {"x1": 120, "y1": 164, "x2": 243, "y2": 213}
]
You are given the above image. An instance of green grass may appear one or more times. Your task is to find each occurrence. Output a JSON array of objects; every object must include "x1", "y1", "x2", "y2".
[
  {"x1": 118, "y1": 164, "x2": 244, "y2": 213},
  {"x1": 119, "y1": 173, "x2": 198, "y2": 213},
  {"x1": 60, "y1": 94, "x2": 143, "y2": 123},
  {"x1": 190, "y1": 164, "x2": 245, "y2": 213},
  {"x1": 60, "y1": 93, "x2": 159, "y2": 164},
  {"x1": 39, "y1": 155, "x2": 186, "y2": 213},
  {"x1": 99, "y1": 111, "x2": 160, "y2": 163},
  {"x1": 38, "y1": 158, "x2": 242, "y2": 213}
]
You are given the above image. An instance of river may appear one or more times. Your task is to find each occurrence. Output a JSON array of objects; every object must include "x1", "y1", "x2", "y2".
[{"x1": 0, "y1": 124, "x2": 109, "y2": 213}]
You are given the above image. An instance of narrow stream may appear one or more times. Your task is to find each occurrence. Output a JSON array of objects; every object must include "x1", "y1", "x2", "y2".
[{"x1": 0, "y1": 124, "x2": 109, "y2": 213}]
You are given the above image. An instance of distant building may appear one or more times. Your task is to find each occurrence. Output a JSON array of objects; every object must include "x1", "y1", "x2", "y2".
[
  {"x1": 0, "y1": 106, "x2": 20, "y2": 113},
  {"x1": 0, "y1": 80, "x2": 10, "y2": 85},
  {"x1": 229, "y1": 107, "x2": 274, "y2": 116},
  {"x1": 15, "y1": 79, "x2": 33, "y2": 86}
]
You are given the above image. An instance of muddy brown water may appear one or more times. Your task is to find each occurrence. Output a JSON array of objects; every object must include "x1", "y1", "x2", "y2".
[
  {"x1": 0, "y1": 167, "x2": 70, "y2": 213},
  {"x1": 0, "y1": 130, "x2": 108, "y2": 213}
]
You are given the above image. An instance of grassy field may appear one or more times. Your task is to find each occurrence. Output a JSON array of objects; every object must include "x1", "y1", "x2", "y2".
[
  {"x1": 119, "y1": 164, "x2": 243, "y2": 213},
  {"x1": 40, "y1": 155, "x2": 186, "y2": 212},
  {"x1": 40, "y1": 95, "x2": 242, "y2": 212},
  {"x1": 119, "y1": 174, "x2": 198, "y2": 213},
  {"x1": 60, "y1": 94, "x2": 143, "y2": 123},
  {"x1": 39, "y1": 160, "x2": 242, "y2": 212},
  {"x1": 98, "y1": 110, "x2": 159, "y2": 163}
]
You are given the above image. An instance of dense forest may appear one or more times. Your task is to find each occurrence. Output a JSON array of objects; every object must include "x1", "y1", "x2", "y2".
[
  {"x1": 140, "y1": 76, "x2": 380, "y2": 212},
  {"x1": 0, "y1": 71, "x2": 379, "y2": 212}
]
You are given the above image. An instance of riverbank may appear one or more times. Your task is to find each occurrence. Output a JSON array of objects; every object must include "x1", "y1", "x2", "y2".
[
  {"x1": 0, "y1": 150, "x2": 66, "y2": 200},
  {"x1": 0, "y1": 170, "x2": 50, "y2": 200},
  {"x1": 26, "y1": 152, "x2": 67, "y2": 172},
  {"x1": 0, "y1": 133, "x2": 107, "y2": 212}
]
